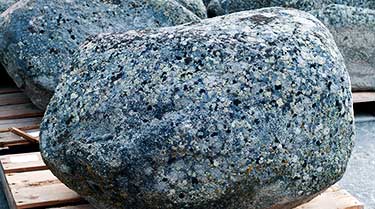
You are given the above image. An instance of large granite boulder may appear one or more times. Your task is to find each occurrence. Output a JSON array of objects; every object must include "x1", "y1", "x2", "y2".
[
  {"x1": 311, "y1": 4, "x2": 375, "y2": 91},
  {"x1": 0, "y1": 0, "x2": 17, "y2": 13},
  {"x1": 0, "y1": 0, "x2": 202, "y2": 109},
  {"x1": 41, "y1": 8, "x2": 355, "y2": 209}
]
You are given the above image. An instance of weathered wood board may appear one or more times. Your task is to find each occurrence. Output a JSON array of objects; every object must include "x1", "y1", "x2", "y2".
[
  {"x1": 352, "y1": 92, "x2": 375, "y2": 103},
  {"x1": 0, "y1": 129, "x2": 39, "y2": 147},
  {"x1": 5, "y1": 170, "x2": 83, "y2": 209},
  {"x1": 294, "y1": 185, "x2": 364, "y2": 209},
  {"x1": 0, "y1": 88, "x2": 21, "y2": 95},
  {"x1": 0, "y1": 93, "x2": 30, "y2": 106},
  {"x1": 0, "y1": 152, "x2": 47, "y2": 173},
  {"x1": 0, "y1": 103, "x2": 43, "y2": 120},
  {"x1": 0, "y1": 117, "x2": 42, "y2": 133}
]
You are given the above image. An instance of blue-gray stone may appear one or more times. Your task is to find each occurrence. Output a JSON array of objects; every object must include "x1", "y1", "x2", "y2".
[
  {"x1": 311, "y1": 4, "x2": 375, "y2": 91},
  {"x1": 331, "y1": 0, "x2": 375, "y2": 9},
  {"x1": 204, "y1": 0, "x2": 374, "y2": 17},
  {"x1": 0, "y1": 0, "x2": 17, "y2": 13},
  {"x1": 0, "y1": 0, "x2": 202, "y2": 109},
  {"x1": 40, "y1": 7, "x2": 355, "y2": 209},
  {"x1": 177, "y1": 0, "x2": 207, "y2": 18},
  {"x1": 205, "y1": 0, "x2": 325, "y2": 17}
]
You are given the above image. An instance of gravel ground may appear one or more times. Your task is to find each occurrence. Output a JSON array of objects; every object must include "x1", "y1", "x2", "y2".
[{"x1": 0, "y1": 118, "x2": 374, "y2": 209}]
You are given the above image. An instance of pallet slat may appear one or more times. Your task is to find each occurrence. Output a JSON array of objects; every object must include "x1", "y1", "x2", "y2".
[
  {"x1": 47, "y1": 205, "x2": 94, "y2": 209},
  {"x1": 0, "y1": 129, "x2": 39, "y2": 147},
  {"x1": 0, "y1": 161, "x2": 17, "y2": 209},
  {"x1": 0, "y1": 87, "x2": 21, "y2": 95},
  {"x1": 0, "y1": 152, "x2": 47, "y2": 173},
  {"x1": 0, "y1": 117, "x2": 42, "y2": 133},
  {"x1": 0, "y1": 103, "x2": 43, "y2": 120},
  {"x1": 352, "y1": 92, "x2": 375, "y2": 103},
  {"x1": 295, "y1": 185, "x2": 363, "y2": 209},
  {"x1": 6, "y1": 170, "x2": 83, "y2": 209},
  {"x1": 0, "y1": 93, "x2": 30, "y2": 106}
]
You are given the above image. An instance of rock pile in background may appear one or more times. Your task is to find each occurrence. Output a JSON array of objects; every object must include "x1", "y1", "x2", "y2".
[
  {"x1": 203, "y1": 0, "x2": 375, "y2": 91},
  {"x1": 40, "y1": 8, "x2": 355, "y2": 209},
  {"x1": 311, "y1": 5, "x2": 375, "y2": 91},
  {"x1": 0, "y1": 0, "x2": 202, "y2": 109}
]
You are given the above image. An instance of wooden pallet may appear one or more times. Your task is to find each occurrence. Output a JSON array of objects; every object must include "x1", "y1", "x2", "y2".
[
  {"x1": 0, "y1": 152, "x2": 364, "y2": 209},
  {"x1": 0, "y1": 87, "x2": 42, "y2": 148},
  {"x1": 0, "y1": 152, "x2": 85, "y2": 209}
]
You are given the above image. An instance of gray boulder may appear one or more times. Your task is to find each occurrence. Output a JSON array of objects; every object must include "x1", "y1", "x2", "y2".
[
  {"x1": 0, "y1": 0, "x2": 201, "y2": 109},
  {"x1": 41, "y1": 7, "x2": 355, "y2": 209},
  {"x1": 204, "y1": 0, "x2": 374, "y2": 17},
  {"x1": 205, "y1": 0, "x2": 327, "y2": 17},
  {"x1": 0, "y1": 0, "x2": 17, "y2": 13},
  {"x1": 311, "y1": 4, "x2": 375, "y2": 91}
]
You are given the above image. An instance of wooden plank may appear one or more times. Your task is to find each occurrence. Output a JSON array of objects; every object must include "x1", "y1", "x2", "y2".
[
  {"x1": 0, "y1": 103, "x2": 43, "y2": 120},
  {"x1": 0, "y1": 117, "x2": 42, "y2": 133},
  {"x1": 0, "y1": 93, "x2": 30, "y2": 106},
  {"x1": 0, "y1": 132, "x2": 28, "y2": 147},
  {"x1": 47, "y1": 204, "x2": 94, "y2": 209},
  {"x1": 295, "y1": 185, "x2": 364, "y2": 209},
  {"x1": 352, "y1": 92, "x2": 375, "y2": 103},
  {"x1": 0, "y1": 152, "x2": 47, "y2": 173},
  {"x1": 9, "y1": 127, "x2": 39, "y2": 143},
  {"x1": 0, "y1": 129, "x2": 39, "y2": 147},
  {"x1": 6, "y1": 170, "x2": 83, "y2": 209},
  {"x1": 0, "y1": 87, "x2": 21, "y2": 95},
  {"x1": 0, "y1": 161, "x2": 17, "y2": 209}
]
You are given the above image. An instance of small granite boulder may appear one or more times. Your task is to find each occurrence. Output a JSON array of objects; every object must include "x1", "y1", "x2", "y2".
[
  {"x1": 41, "y1": 8, "x2": 355, "y2": 209},
  {"x1": 311, "y1": 4, "x2": 375, "y2": 91},
  {"x1": 0, "y1": 0, "x2": 201, "y2": 109}
]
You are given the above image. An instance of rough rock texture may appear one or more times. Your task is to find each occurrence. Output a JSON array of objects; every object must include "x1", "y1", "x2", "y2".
[
  {"x1": 176, "y1": 0, "x2": 207, "y2": 18},
  {"x1": 41, "y1": 8, "x2": 355, "y2": 209},
  {"x1": 205, "y1": 0, "x2": 327, "y2": 17},
  {"x1": 331, "y1": 0, "x2": 375, "y2": 9},
  {"x1": 0, "y1": 0, "x2": 201, "y2": 109},
  {"x1": 0, "y1": 0, "x2": 17, "y2": 13},
  {"x1": 311, "y1": 4, "x2": 375, "y2": 91},
  {"x1": 204, "y1": 0, "x2": 374, "y2": 17}
]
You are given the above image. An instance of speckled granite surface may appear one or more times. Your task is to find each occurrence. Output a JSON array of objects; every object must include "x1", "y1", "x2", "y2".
[
  {"x1": 40, "y1": 7, "x2": 354, "y2": 209},
  {"x1": 204, "y1": 0, "x2": 375, "y2": 16},
  {"x1": 0, "y1": 0, "x2": 17, "y2": 13},
  {"x1": 205, "y1": 0, "x2": 323, "y2": 17},
  {"x1": 202, "y1": 1, "x2": 375, "y2": 91},
  {"x1": 0, "y1": 0, "x2": 202, "y2": 109},
  {"x1": 311, "y1": 5, "x2": 375, "y2": 91}
]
